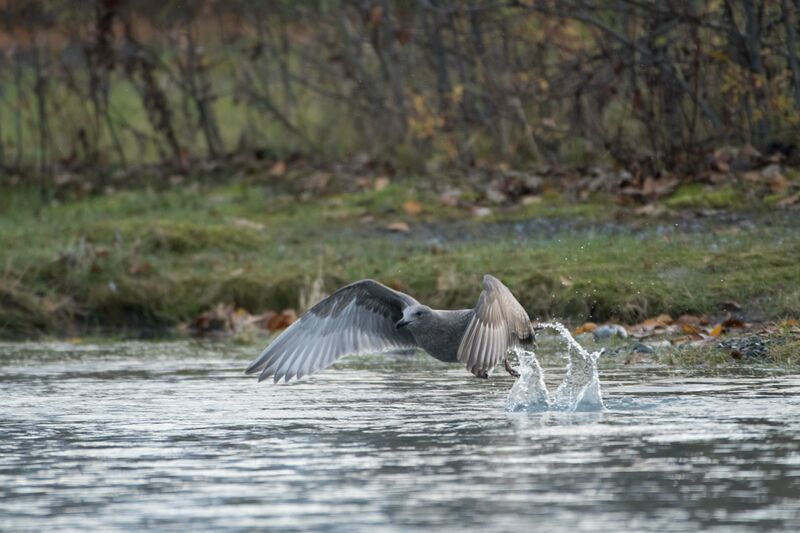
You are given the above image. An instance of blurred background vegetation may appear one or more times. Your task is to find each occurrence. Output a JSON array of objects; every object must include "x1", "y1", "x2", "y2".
[
  {"x1": 1, "y1": 1, "x2": 799, "y2": 345},
  {"x1": 1, "y1": 0, "x2": 799, "y2": 188}
]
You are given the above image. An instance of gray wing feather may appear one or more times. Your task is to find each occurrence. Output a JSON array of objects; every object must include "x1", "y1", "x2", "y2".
[
  {"x1": 457, "y1": 274, "x2": 532, "y2": 377},
  {"x1": 246, "y1": 279, "x2": 418, "y2": 383}
]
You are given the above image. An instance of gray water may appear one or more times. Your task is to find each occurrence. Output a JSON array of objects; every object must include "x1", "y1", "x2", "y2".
[{"x1": 1, "y1": 341, "x2": 800, "y2": 532}]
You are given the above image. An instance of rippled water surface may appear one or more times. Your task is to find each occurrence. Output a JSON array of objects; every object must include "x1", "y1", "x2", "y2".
[{"x1": 2, "y1": 341, "x2": 799, "y2": 532}]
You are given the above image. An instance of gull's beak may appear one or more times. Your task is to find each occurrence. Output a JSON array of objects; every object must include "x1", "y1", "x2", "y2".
[{"x1": 395, "y1": 319, "x2": 409, "y2": 329}]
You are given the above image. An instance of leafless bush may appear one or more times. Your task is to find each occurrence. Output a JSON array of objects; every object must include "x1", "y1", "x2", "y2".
[{"x1": 0, "y1": 0, "x2": 798, "y2": 186}]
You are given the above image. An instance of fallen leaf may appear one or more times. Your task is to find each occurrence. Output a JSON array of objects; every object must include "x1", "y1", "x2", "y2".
[
  {"x1": 252, "y1": 310, "x2": 276, "y2": 330},
  {"x1": 231, "y1": 218, "x2": 265, "y2": 231},
  {"x1": 269, "y1": 160, "x2": 286, "y2": 176},
  {"x1": 777, "y1": 192, "x2": 800, "y2": 207},
  {"x1": 129, "y1": 261, "x2": 151, "y2": 274},
  {"x1": 741, "y1": 171, "x2": 762, "y2": 183},
  {"x1": 770, "y1": 174, "x2": 789, "y2": 193},
  {"x1": 306, "y1": 171, "x2": 330, "y2": 190},
  {"x1": 267, "y1": 309, "x2": 297, "y2": 331},
  {"x1": 709, "y1": 323, "x2": 723, "y2": 337},
  {"x1": 439, "y1": 188, "x2": 461, "y2": 206},
  {"x1": 559, "y1": 275, "x2": 573, "y2": 287},
  {"x1": 677, "y1": 314, "x2": 708, "y2": 326},
  {"x1": 575, "y1": 322, "x2": 597, "y2": 334},
  {"x1": 721, "y1": 318, "x2": 746, "y2": 329},
  {"x1": 386, "y1": 221, "x2": 410, "y2": 233},
  {"x1": 470, "y1": 206, "x2": 492, "y2": 218},
  {"x1": 670, "y1": 335, "x2": 693, "y2": 346},
  {"x1": 520, "y1": 195, "x2": 541, "y2": 206},
  {"x1": 374, "y1": 176, "x2": 390, "y2": 191},
  {"x1": 634, "y1": 204, "x2": 666, "y2": 217},
  {"x1": 682, "y1": 323, "x2": 701, "y2": 335},
  {"x1": 655, "y1": 313, "x2": 673, "y2": 325},
  {"x1": 403, "y1": 200, "x2": 423, "y2": 215}
]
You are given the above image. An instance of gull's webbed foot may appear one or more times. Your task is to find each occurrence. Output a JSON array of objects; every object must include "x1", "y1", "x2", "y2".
[{"x1": 504, "y1": 358, "x2": 520, "y2": 378}]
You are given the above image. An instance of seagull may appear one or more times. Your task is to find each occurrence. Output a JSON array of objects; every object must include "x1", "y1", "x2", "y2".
[{"x1": 245, "y1": 274, "x2": 535, "y2": 383}]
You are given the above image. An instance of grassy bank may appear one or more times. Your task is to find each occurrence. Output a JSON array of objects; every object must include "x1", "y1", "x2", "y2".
[{"x1": 1, "y1": 180, "x2": 799, "y2": 342}]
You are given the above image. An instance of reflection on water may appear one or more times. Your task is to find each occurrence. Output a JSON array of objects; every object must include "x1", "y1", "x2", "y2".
[{"x1": 1, "y1": 341, "x2": 799, "y2": 532}]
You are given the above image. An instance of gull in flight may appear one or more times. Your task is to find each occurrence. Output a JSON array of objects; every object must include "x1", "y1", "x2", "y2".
[{"x1": 245, "y1": 274, "x2": 535, "y2": 383}]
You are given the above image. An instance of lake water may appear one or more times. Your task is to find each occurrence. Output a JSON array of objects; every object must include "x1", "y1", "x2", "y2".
[{"x1": 1, "y1": 341, "x2": 799, "y2": 532}]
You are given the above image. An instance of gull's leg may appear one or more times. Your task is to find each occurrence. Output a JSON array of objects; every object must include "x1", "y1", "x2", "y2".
[{"x1": 504, "y1": 357, "x2": 520, "y2": 378}]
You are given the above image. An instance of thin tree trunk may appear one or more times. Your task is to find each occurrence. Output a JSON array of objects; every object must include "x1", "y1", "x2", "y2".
[
  {"x1": 186, "y1": 22, "x2": 225, "y2": 159},
  {"x1": 782, "y1": 0, "x2": 800, "y2": 107},
  {"x1": 12, "y1": 47, "x2": 24, "y2": 169},
  {"x1": 32, "y1": 40, "x2": 51, "y2": 182}
]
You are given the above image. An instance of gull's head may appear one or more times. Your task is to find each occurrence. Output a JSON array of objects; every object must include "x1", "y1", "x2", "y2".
[{"x1": 396, "y1": 305, "x2": 433, "y2": 330}]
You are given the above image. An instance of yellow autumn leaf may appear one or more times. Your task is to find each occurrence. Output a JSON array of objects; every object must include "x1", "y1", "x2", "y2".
[
  {"x1": 402, "y1": 201, "x2": 422, "y2": 215},
  {"x1": 451, "y1": 84, "x2": 464, "y2": 104}
]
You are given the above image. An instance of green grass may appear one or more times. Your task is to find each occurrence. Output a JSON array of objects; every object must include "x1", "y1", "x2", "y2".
[
  {"x1": 659, "y1": 335, "x2": 800, "y2": 367},
  {"x1": 1, "y1": 181, "x2": 799, "y2": 340},
  {"x1": 665, "y1": 183, "x2": 745, "y2": 209}
]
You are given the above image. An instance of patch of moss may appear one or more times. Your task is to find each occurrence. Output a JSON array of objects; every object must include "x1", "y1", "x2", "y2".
[{"x1": 665, "y1": 183, "x2": 744, "y2": 209}]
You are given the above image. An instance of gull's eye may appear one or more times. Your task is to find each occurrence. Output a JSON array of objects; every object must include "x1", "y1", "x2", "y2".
[{"x1": 416, "y1": 311, "x2": 422, "y2": 316}]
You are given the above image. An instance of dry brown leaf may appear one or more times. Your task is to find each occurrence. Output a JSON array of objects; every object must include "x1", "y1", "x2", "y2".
[
  {"x1": 770, "y1": 174, "x2": 790, "y2": 193},
  {"x1": 374, "y1": 176, "x2": 390, "y2": 191},
  {"x1": 129, "y1": 261, "x2": 151, "y2": 275},
  {"x1": 231, "y1": 218, "x2": 265, "y2": 231},
  {"x1": 403, "y1": 201, "x2": 423, "y2": 215},
  {"x1": 682, "y1": 323, "x2": 701, "y2": 335},
  {"x1": 655, "y1": 313, "x2": 673, "y2": 325},
  {"x1": 671, "y1": 335, "x2": 693, "y2": 346},
  {"x1": 777, "y1": 192, "x2": 800, "y2": 208},
  {"x1": 386, "y1": 221, "x2": 410, "y2": 233},
  {"x1": 269, "y1": 160, "x2": 286, "y2": 176},
  {"x1": 575, "y1": 322, "x2": 597, "y2": 334},
  {"x1": 677, "y1": 314, "x2": 708, "y2": 326},
  {"x1": 634, "y1": 204, "x2": 666, "y2": 217},
  {"x1": 721, "y1": 318, "x2": 746, "y2": 329},
  {"x1": 252, "y1": 310, "x2": 277, "y2": 330},
  {"x1": 521, "y1": 195, "x2": 541, "y2": 206},
  {"x1": 470, "y1": 206, "x2": 492, "y2": 218},
  {"x1": 267, "y1": 309, "x2": 297, "y2": 331}
]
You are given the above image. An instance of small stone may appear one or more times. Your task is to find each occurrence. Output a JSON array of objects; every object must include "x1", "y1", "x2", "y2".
[
  {"x1": 760, "y1": 164, "x2": 783, "y2": 179},
  {"x1": 593, "y1": 324, "x2": 628, "y2": 340},
  {"x1": 632, "y1": 341, "x2": 654, "y2": 354},
  {"x1": 718, "y1": 335, "x2": 769, "y2": 359}
]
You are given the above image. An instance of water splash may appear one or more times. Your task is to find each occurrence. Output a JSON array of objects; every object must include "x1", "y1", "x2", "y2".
[{"x1": 505, "y1": 322, "x2": 605, "y2": 412}]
